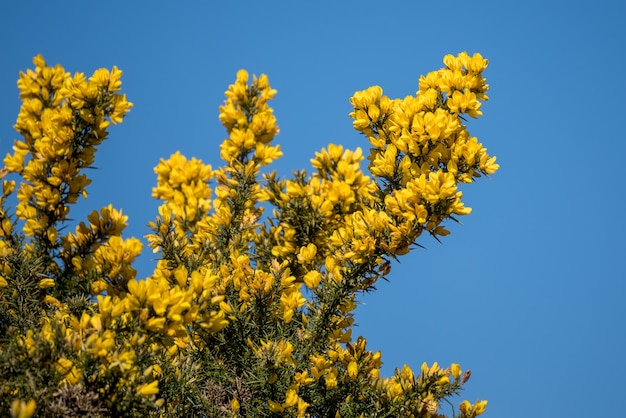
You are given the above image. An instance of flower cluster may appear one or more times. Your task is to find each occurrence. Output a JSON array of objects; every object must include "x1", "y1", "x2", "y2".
[
  {"x1": 6, "y1": 56, "x2": 131, "y2": 249},
  {"x1": 0, "y1": 53, "x2": 496, "y2": 417},
  {"x1": 218, "y1": 70, "x2": 281, "y2": 165},
  {"x1": 349, "y1": 52, "x2": 498, "y2": 256}
]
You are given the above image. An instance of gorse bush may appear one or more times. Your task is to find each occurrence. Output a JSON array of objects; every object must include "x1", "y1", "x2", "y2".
[{"x1": 0, "y1": 53, "x2": 498, "y2": 417}]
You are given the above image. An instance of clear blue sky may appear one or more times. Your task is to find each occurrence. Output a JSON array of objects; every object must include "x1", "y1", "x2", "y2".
[{"x1": 1, "y1": 1, "x2": 624, "y2": 416}]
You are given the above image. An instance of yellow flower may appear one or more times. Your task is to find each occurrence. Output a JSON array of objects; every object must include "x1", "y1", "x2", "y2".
[
  {"x1": 436, "y1": 374, "x2": 450, "y2": 385},
  {"x1": 459, "y1": 400, "x2": 472, "y2": 414},
  {"x1": 231, "y1": 398, "x2": 240, "y2": 412},
  {"x1": 465, "y1": 52, "x2": 489, "y2": 73},
  {"x1": 268, "y1": 400, "x2": 283, "y2": 413},
  {"x1": 284, "y1": 388, "x2": 298, "y2": 408},
  {"x1": 10, "y1": 399, "x2": 36, "y2": 418},
  {"x1": 64, "y1": 366, "x2": 82, "y2": 386},
  {"x1": 303, "y1": 271, "x2": 322, "y2": 289},
  {"x1": 297, "y1": 243, "x2": 317, "y2": 265},
  {"x1": 451, "y1": 363, "x2": 462, "y2": 380},
  {"x1": 386, "y1": 381, "x2": 402, "y2": 399},
  {"x1": 421, "y1": 361, "x2": 440, "y2": 376},
  {"x1": 296, "y1": 398, "x2": 309, "y2": 417},
  {"x1": 56, "y1": 358, "x2": 74, "y2": 376},
  {"x1": 280, "y1": 287, "x2": 306, "y2": 322},
  {"x1": 38, "y1": 278, "x2": 55, "y2": 289},
  {"x1": 137, "y1": 380, "x2": 159, "y2": 396},
  {"x1": 474, "y1": 399, "x2": 488, "y2": 416},
  {"x1": 399, "y1": 364, "x2": 414, "y2": 381},
  {"x1": 347, "y1": 361, "x2": 358, "y2": 380},
  {"x1": 324, "y1": 369, "x2": 338, "y2": 389},
  {"x1": 91, "y1": 280, "x2": 108, "y2": 294}
]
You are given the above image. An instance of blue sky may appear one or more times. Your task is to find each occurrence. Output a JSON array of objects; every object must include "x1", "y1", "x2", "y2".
[{"x1": 1, "y1": 1, "x2": 625, "y2": 416}]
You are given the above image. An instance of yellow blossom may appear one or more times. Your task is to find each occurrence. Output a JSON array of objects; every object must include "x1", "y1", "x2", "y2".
[
  {"x1": 459, "y1": 400, "x2": 472, "y2": 414},
  {"x1": 231, "y1": 398, "x2": 240, "y2": 412},
  {"x1": 451, "y1": 363, "x2": 462, "y2": 380},
  {"x1": 10, "y1": 399, "x2": 36, "y2": 418},
  {"x1": 38, "y1": 278, "x2": 55, "y2": 289},
  {"x1": 56, "y1": 358, "x2": 74, "y2": 376},
  {"x1": 268, "y1": 400, "x2": 283, "y2": 413},
  {"x1": 303, "y1": 270, "x2": 322, "y2": 289},
  {"x1": 137, "y1": 380, "x2": 159, "y2": 396},
  {"x1": 347, "y1": 361, "x2": 358, "y2": 380},
  {"x1": 475, "y1": 399, "x2": 488, "y2": 415}
]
